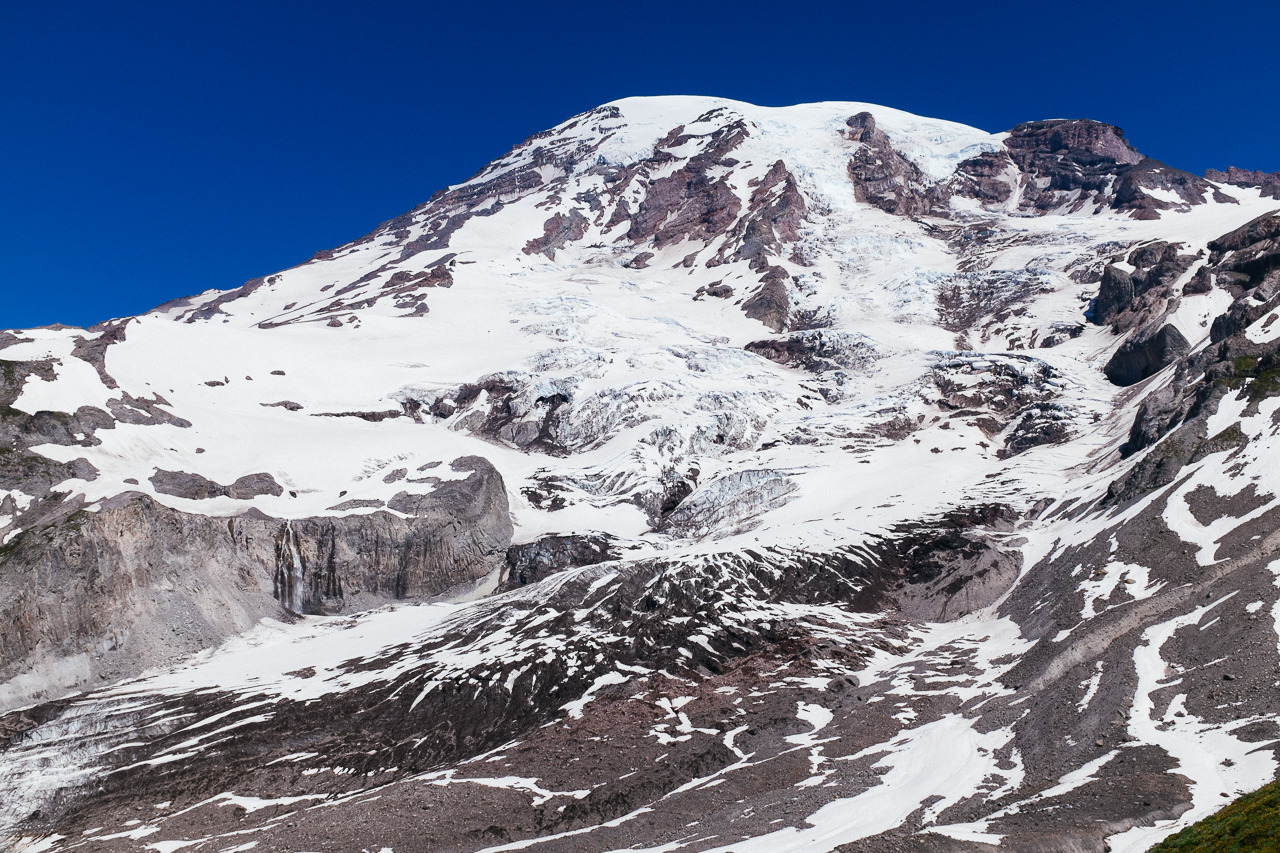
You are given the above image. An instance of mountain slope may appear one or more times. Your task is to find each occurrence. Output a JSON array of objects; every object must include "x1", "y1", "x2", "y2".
[
  {"x1": 2, "y1": 96, "x2": 1280, "y2": 853},
  {"x1": 1147, "y1": 777, "x2": 1280, "y2": 853}
]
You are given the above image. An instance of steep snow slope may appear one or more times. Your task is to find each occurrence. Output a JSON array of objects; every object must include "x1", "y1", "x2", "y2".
[{"x1": 2, "y1": 96, "x2": 1280, "y2": 853}]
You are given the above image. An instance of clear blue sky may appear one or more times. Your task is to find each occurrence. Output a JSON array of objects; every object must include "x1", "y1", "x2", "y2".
[{"x1": 3, "y1": 0, "x2": 1277, "y2": 330}]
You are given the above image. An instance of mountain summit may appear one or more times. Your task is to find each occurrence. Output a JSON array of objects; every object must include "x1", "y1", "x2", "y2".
[{"x1": 2, "y1": 96, "x2": 1280, "y2": 853}]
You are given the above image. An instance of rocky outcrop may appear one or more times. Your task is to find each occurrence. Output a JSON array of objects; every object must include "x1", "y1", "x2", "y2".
[
  {"x1": 0, "y1": 456, "x2": 511, "y2": 711},
  {"x1": 730, "y1": 159, "x2": 807, "y2": 267},
  {"x1": 953, "y1": 119, "x2": 1221, "y2": 218},
  {"x1": 742, "y1": 265, "x2": 792, "y2": 331},
  {"x1": 1104, "y1": 324, "x2": 1190, "y2": 386},
  {"x1": 149, "y1": 470, "x2": 283, "y2": 500},
  {"x1": 502, "y1": 533, "x2": 618, "y2": 589},
  {"x1": 623, "y1": 121, "x2": 747, "y2": 249},
  {"x1": 1206, "y1": 165, "x2": 1280, "y2": 199},
  {"x1": 744, "y1": 329, "x2": 879, "y2": 373},
  {"x1": 1207, "y1": 211, "x2": 1280, "y2": 296},
  {"x1": 844, "y1": 112, "x2": 933, "y2": 217},
  {"x1": 523, "y1": 210, "x2": 590, "y2": 259}
]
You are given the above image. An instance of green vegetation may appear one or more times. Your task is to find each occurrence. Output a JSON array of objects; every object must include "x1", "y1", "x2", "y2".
[
  {"x1": 1226, "y1": 352, "x2": 1280, "y2": 402},
  {"x1": 1149, "y1": 777, "x2": 1280, "y2": 853},
  {"x1": 1232, "y1": 355, "x2": 1260, "y2": 373}
]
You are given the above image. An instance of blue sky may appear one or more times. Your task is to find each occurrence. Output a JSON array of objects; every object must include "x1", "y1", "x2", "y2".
[{"x1": 3, "y1": 0, "x2": 1277, "y2": 330}]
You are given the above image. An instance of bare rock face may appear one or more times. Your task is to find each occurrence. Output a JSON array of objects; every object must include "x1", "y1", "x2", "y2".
[
  {"x1": 149, "y1": 470, "x2": 283, "y2": 500},
  {"x1": 623, "y1": 120, "x2": 748, "y2": 249},
  {"x1": 1207, "y1": 165, "x2": 1280, "y2": 199},
  {"x1": 732, "y1": 159, "x2": 808, "y2": 267},
  {"x1": 952, "y1": 118, "x2": 1220, "y2": 217},
  {"x1": 523, "y1": 210, "x2": 590, "y2": 259},
  {"x1": 502, "y1": 533, "x2": 618, "y2": 589},
  {"x1": 0, "y1": 456, "x2": 512, "y2": 710},
  {"x1": 845, "y1": 112, "x2": 933, "y2": 217},
  {"x1": 1104, "y1": 324, "x2": 1190, "y2": 387},
  {"x1": 742, "y1": 265, "x2": 793, "y2": 331}
]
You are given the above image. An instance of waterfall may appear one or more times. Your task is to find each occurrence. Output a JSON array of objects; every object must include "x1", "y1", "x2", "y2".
[{"x1": 279, "y1": 520, "x2": 305, "y2": 615}]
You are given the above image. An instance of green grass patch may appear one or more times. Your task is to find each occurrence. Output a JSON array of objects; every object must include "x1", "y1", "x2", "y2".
[
  {"x1": 1247, "y1": 367, "x2": 1280, "y2": 401},
  {"x1": 1149, "y1": 777, "x2": 1280, "y2": 852}
]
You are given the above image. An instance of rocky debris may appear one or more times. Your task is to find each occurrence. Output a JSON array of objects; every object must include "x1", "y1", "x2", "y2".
[
  {"x1": 1206, "y1": 165, "x2": 1280, "y2": 199},
  {"x1": 874, "y1": 504, "x2": 1021, "y2": 621},
  {"x1": 413, "y1": 374, "x2": 575, "y2": 455},
  {"x1": 1000, "y1": 403, "x2": 1073, "y2": 457},
  {"x1": 0, "y1": 545, "x2": 897, "y2": 844},
  {"x1": 7, "y1": 97, "x2": 1280, "y2": 853},
  {"x1": 260, "y1": 399, "x2": 303, "y2": 411},
  {"x1": 1039, "y1": 321, "x2": 1084, "y2": 348},
  {"x1": 658, "y1": 469, "x2": 796, "y2": 538},
  {"x1": 521, "y1": 473, "x2": 573, "y2": 511},
  {"x1": 934, "y1": 269, "x2": 1054, "y2": 334},
  {"x1": 311, "y1": 409, "x2": 403, "y2": 422}
]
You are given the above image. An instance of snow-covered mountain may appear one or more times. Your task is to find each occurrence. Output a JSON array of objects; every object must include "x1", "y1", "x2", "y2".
[{"x1": 2, "y1": 95, "x2": 1280, "y2": 853}]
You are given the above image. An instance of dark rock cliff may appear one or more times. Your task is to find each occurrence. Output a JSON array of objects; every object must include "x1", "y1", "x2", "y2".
[{"x1": 0, "y1": 456, "x2": 511, "y2": 710}]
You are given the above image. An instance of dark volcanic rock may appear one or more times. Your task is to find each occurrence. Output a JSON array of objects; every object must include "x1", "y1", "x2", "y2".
[
  {"x1": 1092, "y1": 264, "x2": 1136, "y2": 325},
  {"x1": 732, "y1": 159, "x2": 808, "y2": 267},
  {"x1": 742, "y1": 265, "x2": 792, "y2": 332},
  {"x1": 1206, "y1": 165, "x2": 1280, "y2": 199},
  {"x1": 744, "y1": 329, "x2": 878, "y2": 373},
  {"x1": 953, "y1": 119, "x2": 1217, "y2": 218},
  {"x1": 1104, "y1": 324, "x2": 1190, "y2": 387},
  {"x1": 624, "y1": 121, "x2": 747, "y2": 249},
  {"x1": 845, "y1": 112, "x2": 932, "y2": 217},
  {"x1": 523, "y1": 210, "x2": 590, "y2": 259},
  {"x1": 503, "y1": 533, "x2": 618, "y2": 589}
]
